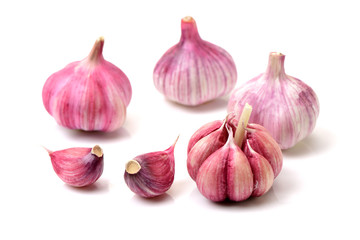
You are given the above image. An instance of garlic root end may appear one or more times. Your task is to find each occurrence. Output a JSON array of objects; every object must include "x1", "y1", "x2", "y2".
[
  {"x1": 125, "y1": 160, "x2": 141, "y2": 174},
  {"x1": 91, "y1": 145, "x2": 103, "y2": 157}
]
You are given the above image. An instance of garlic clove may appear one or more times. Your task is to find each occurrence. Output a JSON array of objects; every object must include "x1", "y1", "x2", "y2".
[
  {"x1": 42, "y1": 37, "x2": 132, "y2": 132},
  {"x1": 226, "y1": 133, "x2": 254, "y2": 201},
  {"x1": 153, "y1": 16, "x2": 237, "y2": 106},
  {"x1": 187, "y1": 120, "x2": 223, "y2": 154},
  {"x1": 187, "y1": 121, "x2": 228, "y2": 180},
  {"x1": 195, "y1": 143, "x2": 228, "y2": 202},
  {"x1": 228, "y1": 52, "x2": 319, "y2": 149},
  {"x1": 47, "y1": 145, "x2": 104, "y2": 187},
  {"x1": 246, "y1": 123, "x2": 283, "y2": 178},
  {"x1": 243, "y1": 141, "x2": 274, "y2": 197},
  {"x1": 196, "y1": 131, "x2": 254, "y2": 202},
  {"x1": 187, "y1": 114, "x2": 238, "y2": 154},
  {"x1": 124, "y1": 137, "x2": 178, "y2": 198}
]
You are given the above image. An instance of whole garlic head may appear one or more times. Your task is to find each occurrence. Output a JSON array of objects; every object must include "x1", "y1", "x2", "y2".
[
  {"x1": 187, "y1": 105, "x2": 283, "y2": 202},
  {"x1": 42, "y1": 37, "x2": 132, "y2": 132},
  {"x1": 153, "y1": 16, "x2": 237, "y2": 106},
  {"x1": 228, "y1": 52, "x2": 319, "y2": 149}
]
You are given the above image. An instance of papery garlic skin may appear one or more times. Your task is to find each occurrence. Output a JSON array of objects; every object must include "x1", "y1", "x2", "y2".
[
  {"x1": 228, "y1": 52, "x2": 319, "y2": 149},
  {"x1": 243, "y1": 141, "x2": 274, "y2": 197},
  {"x1": 245, "y1": 124, "x2": 282, "y2": 178},
  {"x1": 42, "y1": 37, "x2": 132, "y2": 132},
  {"x1": 153, "y1": 16, "x2": 237, "y2": 106},
  {"x1": 48, "y1": 145, "x2": 104, "y2": 187},
  {"x1": 187, "y1": 118, "x2": 237, "y2": 180},
  {"x1": 196, "y1": 131, "x2": 254, "y2": 202},
  {"x1": 187, "y1": 112, "x2": 283, "y2": 202},
  {"x1": 124, "y1": 138, "x2": 178, "y2": 198}
]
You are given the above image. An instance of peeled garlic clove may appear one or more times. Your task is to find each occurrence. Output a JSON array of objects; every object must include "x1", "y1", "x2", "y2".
[
  {"x1": 153, "y1": 16, "x2": 237, "y2": 106},
  {"x1": 47, "y1": 145, "x2": 104, "y2": 187},
  {"x1": 124, "y1": 138, "x2": 178, "y2": 198},
  {"x1": 188, "y1": 104, "x2": 283, "y2": 202},
  {"x1": 42, "y1": 37, "x2": 132, "y2": 132},
  {"x1": 228, "y1": 52, "x2": 319, "y2": 149},
  {"x1": 196, "y1": 130, "x2": 253, "y2": 202}
]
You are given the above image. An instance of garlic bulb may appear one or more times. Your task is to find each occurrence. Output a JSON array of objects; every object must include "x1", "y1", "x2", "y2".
[
  {"x1": 47, "y1": 145, "x2": 104, "y2": 187},
  {"x1": 187, "y1": 104, "x2": 282, "y2": 202},
  {"x1": 153, "y1": 16, "x2": 237, "y2": 106},
  {"x1": 42, "y1": 37, "x2": 132, "y2": 132},
  {"x1": 228, "y1": 52, "x2": 319, "y2": 149},
  {"x1": 124, "y1": 137, "x2": 178, "y2": 198}
]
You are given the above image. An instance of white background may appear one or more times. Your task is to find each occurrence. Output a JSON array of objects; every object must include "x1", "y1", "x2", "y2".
[{"x1": 1, "y1": 0, "x2": 359, "y2": 239}]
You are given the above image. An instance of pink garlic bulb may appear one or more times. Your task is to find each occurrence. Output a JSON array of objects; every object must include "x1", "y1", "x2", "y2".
[
  {"x1": 187, "y1": 104, "x2": 282, "y2": 202},
  {"x1": 42, "y1": 37, "x2": 132, "y2": 132},
  {"x1": 124, "y1": 137, "x2": 178, "y2": 198},
  {"x1": 47, "y1": 145, "x2": 104, "y2": 187},
  {"x1": 153, "y1": 16, "x2": 237, "y2": 106},
  {"x1": 228, "y1": 52, "x2": 319, "y2": 149}
]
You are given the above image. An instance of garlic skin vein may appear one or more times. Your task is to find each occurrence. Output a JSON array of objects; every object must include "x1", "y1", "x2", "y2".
[
  {"x1": 228, "y1": 52, "x2": 319, "y2": 149},
  {"x1": 153, "y1": 16, "x2": 237, "y2": 106},
  {"x1": 42, "y1": 37, "x2": 132, "y2": 132}
]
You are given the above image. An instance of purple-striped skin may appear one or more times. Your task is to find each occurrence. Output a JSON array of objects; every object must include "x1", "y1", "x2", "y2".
[
  {"x1": 187, "y1": 120, "x2": 223, "y2": 154},
  {"x1": 196, "y1": 131, "x2": 253, "y2": 202},
  {"x1": 243, "y1": 141, "x2": 274, "y2": 197},
  {"x1": 42, "y1": 37, "x2": 132, "y2": 132},
  {"x1": 188, "y1": 118, "x2": 283, "y2": 202},
  {"x1": 124, "y1": 139, "x2": 177, "y2": 198},
  {"x1": 187, "y1": 115, "x2": 237, "y2": 154},
  {"x1": 246, "y1": 124, "x2": 282, "y2": 178},
  {"x1": 153, "y1": 16, "x2": 237, "y2": 106},
  {"x1": 48, "y1": 146, "x2": 104, "y2": 187},
  {"x1": 187, "y1": 122, "x2": 228, "y2": 181},
  {"x1": 228, "y1": 52, "x2": 319, "y2": 149}
]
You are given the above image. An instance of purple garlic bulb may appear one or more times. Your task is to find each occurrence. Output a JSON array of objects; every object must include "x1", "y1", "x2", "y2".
[
  {"x1": 42, "y1": 37, "x2": 132, "y2": 132},
  {"x1": 153, "y1": 16, "x2": 237, "y2": 106},
  {"x1": 187, "y1": 105, "x2": 283, "y2": 202},
  {"x1": 228, "y1": 53, "x2": 319, "y2": 149}
]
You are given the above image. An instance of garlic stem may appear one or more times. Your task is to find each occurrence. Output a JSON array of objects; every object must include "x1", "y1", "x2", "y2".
[
  {"x1": 91, "y1": 145, "x2": 103, "y2": 157},
  {"x1": 88, "y1": 36, "x2": 104, "y2": 62},
  {"x1": 180, "y1": 16, "x2": 200, "y2": 42},
  {"x1": 265, "y1": 52, "x2": 286, "y2": 79},
  {"x1": 182, "y1": 16, "x2": 195, "y2": 22},
  {"x1": 234, "y1": 103, "x2": 252, "y2": 147},
  {"x1": 125, "y1": 160, "x2": 141, "y2": 174}
]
